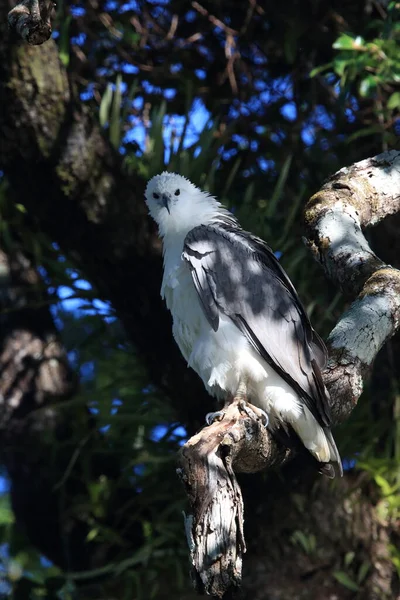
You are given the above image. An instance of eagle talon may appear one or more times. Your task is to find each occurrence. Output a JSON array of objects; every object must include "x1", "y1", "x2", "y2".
[
  {"x1": 238, "y1": 401, "x2": 269, "y2": 427},
  {"x1": 238, "y1": 400, "x2": 256, "y2": 419},
  {"x1": 205, "y1": 410, "x2": 226, "y2": 425},
  {"x1": 258, "y1": 409, "x2": 269, "y2": 428}
]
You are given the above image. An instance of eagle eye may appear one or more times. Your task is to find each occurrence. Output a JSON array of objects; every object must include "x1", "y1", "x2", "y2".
[
  {"x1": 153, "y1": 192, "x2": 160, "y2": 200},
  {"x1": 174, "y1": 189, "x2": 180, "y2": 196}
]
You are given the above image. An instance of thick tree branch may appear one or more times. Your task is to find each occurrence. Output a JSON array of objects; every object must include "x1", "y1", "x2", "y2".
[
  {"x1": 8, "y1": 0, "x2": 54, "y2": 45},
  {"x1": 179, "y1": 150, "x2": 400, "y2": 597},
  {"x1": 305, "y1": 149, "x2": 400, "y2": 296},
  {"x1": 177, "y1": 400, "x2": 289, "y2": 598},
  {"x1": 305, "y1": 150, "x2": 400, "y2": 422}
]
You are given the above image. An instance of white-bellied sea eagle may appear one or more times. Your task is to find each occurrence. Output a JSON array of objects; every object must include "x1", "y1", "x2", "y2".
[{"x1": 145, "y1": 172, "x2": 342, "y2": 478}]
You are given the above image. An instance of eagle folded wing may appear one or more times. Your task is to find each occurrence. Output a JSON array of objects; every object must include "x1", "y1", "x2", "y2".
[{"x1": 182, "y1": 223, "x2": 332, "y2": 428}]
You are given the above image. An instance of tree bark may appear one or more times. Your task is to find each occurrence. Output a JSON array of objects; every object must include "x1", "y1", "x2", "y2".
[
  {"x1": 305, "y1": 150, "x2": 400, "y2": 423},
  {"x1": 8, "y1": 0, "x2": 54, "y2": 45}
]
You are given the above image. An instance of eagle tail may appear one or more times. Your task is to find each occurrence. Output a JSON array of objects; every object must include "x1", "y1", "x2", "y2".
[
  {"x1": 323, "y1": 427, "x2": 343, "y2": 477},
  {"x1": 291, "y1": 406, "x2": 343, "y2": 477}
]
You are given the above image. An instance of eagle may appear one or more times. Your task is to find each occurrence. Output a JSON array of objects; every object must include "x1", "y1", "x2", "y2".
[{"x1": 145, "y1": 172, "x2": 342, "y2": 477}]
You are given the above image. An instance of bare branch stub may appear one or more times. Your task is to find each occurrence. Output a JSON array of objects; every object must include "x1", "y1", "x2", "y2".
[
  {"x1": 8, "y1": 0, "x2": 55, "y2": 45},
  {"x1": 177, "y1": 400, "x2": 289, "y2": 598}
]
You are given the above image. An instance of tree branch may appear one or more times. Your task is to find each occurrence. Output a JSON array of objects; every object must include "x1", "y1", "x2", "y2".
[
  {"x1": 305, "y1": 149, "x2": 400, "y2": 296},
  {"x1": 178, "y1": 150, "x2": 400, "y2": 597},
  {"x1": 8, "y1": 0, "x2": 54, "y2": 45},
  {"x1": 177, "y1": 400, "x2": 289, "y2": 598},
  {"x1": 305, "y1": 149, "x2": 400, "y2": 422}
]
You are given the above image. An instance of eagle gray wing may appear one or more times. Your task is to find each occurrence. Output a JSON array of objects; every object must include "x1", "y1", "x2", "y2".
[{"x1": 182, "y1": 222, "x2": 332, "y2": 428}]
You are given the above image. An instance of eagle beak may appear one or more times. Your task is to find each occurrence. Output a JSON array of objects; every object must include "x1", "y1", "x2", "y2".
[{"x1": 162, "y1": 194, "x2": 171, "y2": 214}]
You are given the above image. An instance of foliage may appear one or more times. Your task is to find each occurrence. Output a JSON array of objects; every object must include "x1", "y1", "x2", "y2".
[{"x1": 311, "y1": 1, "x2": 400, "y2": 148}]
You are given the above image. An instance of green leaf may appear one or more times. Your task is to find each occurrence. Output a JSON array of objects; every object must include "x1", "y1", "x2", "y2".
[
  {"x1": 359, "y1": 75, "x2": 377, "y2": 97},
  {"x1": 221, "y1": 157, "x2": 242, "y2": 200},
  {"x1": 290, "y1": 530, "x2": 314, "y2": 554},
  {"x1": 357, "y1": 561, "x2": 370, "y2": 583},
  {"x1": 346, "y1": 125, "x2": 383, "y2": 143},
  {"x1": 344, "y1": 551, "x2": 355, "y2": 567},
  {"x1": 333, "y1": 33, "x2": 365, "y2": 51},
  {"x1": 58, "y1": 15, "x2": 72, "y2": 67},
  {"x1": 0, "y1": 494, "x2": 14, "y2": 525},
  {"x1": 86, "y1": 528, "x2": 99, "y2": 542},
  {"x1": 276, "y1": 183, "x2": 306, "y2": 248},
  {"x1": 309, "y1": 62, "x2": 333, "y2": 78},
  {"x1": 333, "y1": 571, "x2": 360, "y2": 592},
  {"x1": 190, "y1": 119, "x2": 220, "y2": 181},
  {"x1": 122, "y1": 80, "x2": 139, "y2": 124},
  {"x1": 266, "y1": 154, "x2": 292, "y2": 218},
  {"x1": 100, "y1": 84, "x2": 113, "y2": 128},
  {"x1": 375, "y1": 473, "x2": 394, "y2": 496},
  {"x1": 333, "y1": 58, "x2": 350, "y2": 77},
  {"x1": 110, "y1": 74, "x2": 123, "y2": 149},
  {"x1": 388, "y1": 91, "x2": 400, "y2": 110},
  {"x1": 8, "y1": 559, "x2": 24, "y2": 582}
]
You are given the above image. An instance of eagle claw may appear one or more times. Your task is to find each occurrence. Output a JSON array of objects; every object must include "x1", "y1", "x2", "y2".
[
  {"x1": 259, "y1": 409, "x2": 269, "y2": 428},
  {"x1": 238, "y1": 400, "x2": 269, "y2": 427},
  {"x1": 205, "y1": 410, "x2": 226, "y2": 425}
]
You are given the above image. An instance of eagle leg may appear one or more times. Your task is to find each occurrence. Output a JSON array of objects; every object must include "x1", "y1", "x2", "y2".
[
  {"x1": 234, "y1": 378, "x2": 248, "y2": 401},
  {"x1": 233, "y1": 378, "x2": 269, "y2": 427}
]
